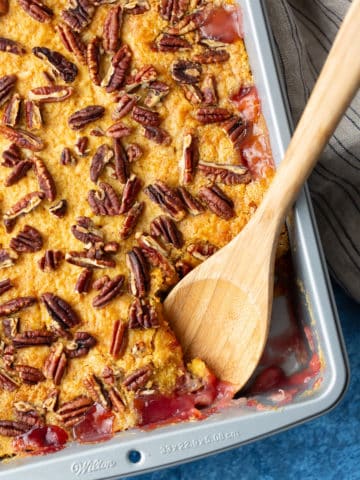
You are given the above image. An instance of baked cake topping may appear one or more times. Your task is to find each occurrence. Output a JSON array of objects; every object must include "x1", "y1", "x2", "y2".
[{"x1": 0, "y1": 0, "x2": 275, "y2": 458}]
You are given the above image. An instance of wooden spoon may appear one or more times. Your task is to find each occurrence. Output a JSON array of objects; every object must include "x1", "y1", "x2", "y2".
[{"x1": 164, "y1": 0, "x2": 360, "y2": 391}]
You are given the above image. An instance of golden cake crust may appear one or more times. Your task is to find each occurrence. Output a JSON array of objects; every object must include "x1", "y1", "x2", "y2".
[{"x1": 0, "y1": 0, "x2": 275, "y2": 457}]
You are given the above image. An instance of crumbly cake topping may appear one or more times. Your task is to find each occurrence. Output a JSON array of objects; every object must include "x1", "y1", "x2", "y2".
[{"x1": 0, "y1": 0, "x2": 274, "y2": 456}]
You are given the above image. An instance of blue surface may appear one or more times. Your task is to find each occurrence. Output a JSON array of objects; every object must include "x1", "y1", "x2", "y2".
[{"x1": 127, "y1": 284, "x2": 360, "y2": 480}]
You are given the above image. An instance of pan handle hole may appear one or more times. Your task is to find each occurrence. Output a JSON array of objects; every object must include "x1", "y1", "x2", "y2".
[{"x1": 127, "y1": 449, "x2": 142, "y2": 464}]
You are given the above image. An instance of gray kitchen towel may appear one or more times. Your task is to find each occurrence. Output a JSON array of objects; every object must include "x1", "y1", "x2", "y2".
[{"x1": 266, "y1": 0, "x2": 360, "y2": 302}]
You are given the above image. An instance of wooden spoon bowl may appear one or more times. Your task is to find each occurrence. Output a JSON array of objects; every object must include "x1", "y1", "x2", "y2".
[{"x1": 164, "y1": 0, "x2": 360, "y2": 392}]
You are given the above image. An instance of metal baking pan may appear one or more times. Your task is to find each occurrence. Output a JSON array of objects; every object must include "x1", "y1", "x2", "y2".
[{"x1": 1, "y1": 0, "x2": 349, "y2": 478}]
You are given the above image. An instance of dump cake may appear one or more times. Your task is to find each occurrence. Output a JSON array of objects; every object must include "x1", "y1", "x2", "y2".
[{"x1": 0, "y1": 0, "x2": 276, "y2": 457}]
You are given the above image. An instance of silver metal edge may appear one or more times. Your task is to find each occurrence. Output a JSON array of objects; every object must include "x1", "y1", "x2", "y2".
[{"x1": 0, "y1": 1, "x2": 349, "y2": 478}]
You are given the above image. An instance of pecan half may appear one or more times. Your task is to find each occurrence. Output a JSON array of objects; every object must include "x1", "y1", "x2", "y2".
[
  {"x1": 14, "y1": 402, "x2": 45, "y2": 427},
  {"x1": 68, "y1": 105, "x2": 105, "y2": 130},
  {"x1": 106, "y1": 122, "x2": 132, "y2": 139},
  {"x1": 60, "y1": 147, "x2": 76, "y2": 166},
  {"x1": 2, "y1": 344, "x2": 15, "y2": 368},
  {"x1": 88, "y1": 181, "x2": 121, "y2": 216},
  {"x1": 119, "y1": 175, "x2": 142, "y2": 214},
  {"x1": 125, "y1": 66, "x2": 157, "y2": 93},
  {"x1": 103, "y1": 5, "x2": 122, "y2": 53},
  {"x1": 61, "y1": 0, "x2": 95, "y2": 32},
  {"x1": 2, "y1": 316, "x2": 19, "y2": 337},
  {"x1": 0, "y1": 420, "x2": 30, "y2": 436},
  {"x1": 201, "y1": 74, "x2": 217, "y2": 105},
  {"x1": 223, "y1": 115, "x2": 252, "y2": 152},
  {"x1": 150, "y1": 215, "x2": 184, "y2": 248},
  {"x1": 144, "y1": 81, "x2": 170, "y2": 108},
  {"x1": 198, "y1": 161, "x2": 251, "y2": 185},
  {"x1": 0, "y1": 125, "x2": 44, "y2": 151},
  {"x1": 153, "y1": 33, "x2": 191, "y2": 52},
  {"x1": 57, "y1": 396, "x2": 94, "y2": 427},
  {"x1": 0, "y1": 249, "x2": 17, "y2": 268},
  {"x1": 113, "y1": 138, "x2": 129, "y2": 183},
  {"x1": 74, "y1": 136, "x2": 89, "y2": 156},
  {"x1": 56, "y1": 395, "x2": 94, "y2": 428},
  {"x1": 41, "y1": 293, "x2": 80, "y2": 329},
  {"x1": 15, "y1": 365, "x2": 46, "y2": 385},
  {"x1": 2, "y1": 94, "x2": 21, "y2": 127},
  {"x1": 123, "y1": 365, "x2": 152, "y2": 391},
  {"x1": 180, "y1": 133, "x2": 198, "y2": 185},
  {"x1": 137, "y1": 233, "x2": 177, "y2": 282},
  {"x1": 0, "y1": 369, "x2": 19, "y2": 391},
  {"x1": 74, "y1": 269, "x2": 93, "y2": 293},
  {"x1": 38, "y1": 250, "x2": 64, "y2": 271},
  {"x1": 92, "y1": 274, "x2": 125, "y2": 308},
  {"x1": 0, "y1": 279, "x2": 13, "y2": 297},
  {"x1": 145, "y1": 181, "x2": 186, "y2": 220},
  {"x1": 199, "y1": 185, "x2": 235, "y2": 220},
  {"x1": 4, "y1": 160, "x2": 32, "y2": 187},
  {"x1": 120, "y1": 201, "x2": 144, "y2": 239},
  {"x1": 33, "y1": 47, "x2": 78, "y2": 83},
  {"x1": 24, "y1": 100, "x2": 43, "y2": 130},
  {"x1": 126, "y1": 143, "x2": 143, "y2": 162},
  {"x1": 177, "y1": 186, "x2": 205, "y2": 215},
  {"x1": 56, "y1": 23, "x2": 87, "y2": 65},
  {"x1": 124, "y1": 0, "x2": 149, "y2": 15},
  {"x1": 194, "y1": 48, "x2": 230, "y2": 64},
  {"x1": 187, "y1": 240, "x2": 218, "y2": 260},
  {"x1": 0, "y1": 74, "x2": 16, "y2": 107},
  {"x1": 83, "y1": 374, "x2": 110, "y2": 409},
  {"x1": 160, "y1": 0, "x2": 188, "y2": 23},
  {"x1": 195, "y1": 107, "x2": 231, "y2": 124},
  {"x1": 87, "y1": 37, "x2": 102, "y2": 86},
  {"x1": 1, "y1": 143, "x2": 22, "y2": 167},
  {"x1": 143, "y1": 125, "x2": 171, "y2": 145},
  {"x1": 65, "y1": 250, "x2": 116, "y2": 269},
  {"x1": 90, "y1": 127, "x2": 105, "y2": 137},
  {"x1": 103, "y1": 44, "x2": 132, "y2": 93},
  {"x1": 43, "y1": 343, "x2": 67, "y2": 385},
  {"x1": 0, "y1": 37, "x2": 26, "y2": 55},
  {"x1": 90, "y1": 144, "x2": 114, "y2": 183},
  {"x1": 42, "y1": 389, "x2": 58, "y2": 412},
  {"x1": 175, "y1": 259, "x2": 193, "y2": 278},
  {"x1": 29, "y1": 85, "x2": 73, "y2": 103},
  {"x1": 49, "y1": 199, "x2": 67, "y2": 218},
  {"x1": 128, "y1": 298, "x2": 159, "y2": 329},
  {"x1": 181, "y1": 84, "x2": 203, "y2": 105},
  {"x1": 112, "y1": 93, "x2": 138, "y2": 120},
  {"x1": 93, "y1": 275, "x2": 110, "y2": 290},
  {"x1": 166, "y1": 13, "x2": 197, "y2": 35},
  {"x1": 32, "y1": 155, "x2": 57, "y2": 201},
  {"x1": 10, "y1": 225, "x2": 43, "y2": 253},
  {"x1": 126, "y1": 247, "x2": 150, "y2": 297},
  {"x1": 71, "y1": 217, "x2": 103, "y2": 244},
  {"x1": 0, "y1": 296, "x2": 36, "y2": 317},
  {"x1": 109, "y1": 319, "x2": 126, "y2": 357},
  {"x1": 0, "y1": 0, "x2": 9, "y2": 15},
  {"x1": 13, "y1": 329, "x2": 56, "y2": 348},
  {"x1": 132, "y1": 105, "x2": 160, "y2": 127},
  {"x1": 18, "y1": 0, "x2": 53, "y2": 22},
  {"x1": 171, "y1": 60, "x2": 202, "y2": 84},
  {"x1": 65, "y1": 331, "x2": 97, "y2": 358},
  {"x1": 108, "y1": 386, "x2": 125, "y2": 412},
  {"x1": 3, "y1": 191, "x2": 44, "y2": 233}
]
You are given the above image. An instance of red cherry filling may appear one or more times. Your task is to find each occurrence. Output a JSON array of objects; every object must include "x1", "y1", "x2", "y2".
[
  {"x1": 135, "y1": 394, "x2": 197, "y2": 426},
  {"x1": 249, "y1": 366, "x2": 287, "y2": 395},
  {"x1": 199, "y1": 6, "x2": 242, "y2": 44},
  {"x1": 72, "y1": 403, "x2": 114, "y2": 444},
  {"x1": 231, "y1": 86, "x2": 261, "y2": 123},
  {"x1": 13, "y1": 425, "x2": 68, "y2": 455}
]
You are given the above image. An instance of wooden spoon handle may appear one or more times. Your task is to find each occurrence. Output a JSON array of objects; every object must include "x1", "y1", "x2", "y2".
[{"x1": 257, "y1": 0, "x2": 360, "y2": 225}]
